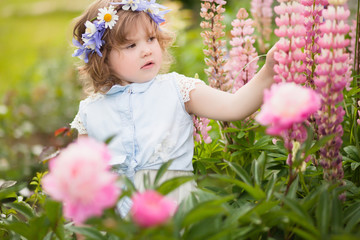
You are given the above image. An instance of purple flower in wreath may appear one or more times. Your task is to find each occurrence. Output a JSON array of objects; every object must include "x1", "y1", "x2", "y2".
[
  {"x1": 145, "y1": 0, "x2": 170, "y2": 25},
  {"x1": 72, "y1": 20, "x2": 106, "y2": 63}
]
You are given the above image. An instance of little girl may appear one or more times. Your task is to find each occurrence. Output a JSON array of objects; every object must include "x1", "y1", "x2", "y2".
[{"x1": 70, "y1": 0, "x2": 276, "y2": 217}]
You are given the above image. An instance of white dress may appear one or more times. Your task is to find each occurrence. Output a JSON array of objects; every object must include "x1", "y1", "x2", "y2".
[{"x1": 70, "y1": 72, "x2": 203, "y2": 216}]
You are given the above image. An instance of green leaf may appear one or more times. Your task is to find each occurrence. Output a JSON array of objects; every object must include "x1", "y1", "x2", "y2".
[
  {"x1": 27, "y1": 215, "x2": 51, "y2": 240},
  {"x1": 237, "y1": 131, "x2": 245, "y2": 139},
  {"x1": 224, "y1": 203, "x2": 253, "y2": 225},
  {"x1": 232, "y1": 226, "x2": 253, "y2": 239},
  {"x1": 347, "y1": 86, "x2": 360, "y2": 96},
  {"x1": 302, "y1": 187, "x2": 321, "y2": 211},
  {"x1": 156, "y1": 176, "x2": 194, "y2": 195},
  {"x1": 244, "y1": 200, "x2": 279, "y2": 221},
  {"x1": 44, "y1": 199, "x2": 64, "y2": 240},
  {"x1": 154, "y1": 160, "x2": 173, "y2": 187},
  {"x1": 286, "y1": 175, "x2": 299, "y2": 199},
  {"x1": 0, "y1": 181, "x2": 17, "y2": 190},
  {"x1": 331, "y1": 192, "x2": 343, "y2": 233},
  {"x1": 343, "y1": 145, "x2": 360, "y2": 161},
  {"x1": 182, "y1": 195, "x2": 233, "y2": 227},
  {"x1": 316, "y1": 189, "x2": 331, "y2": 236},
  {"x1": 292, "y1": 227, "x2": 318, "y2": 240},
  {"x1": 305, "y1": 134, "x2": 335, "y2": 156},
  {"x1": 253, "y1": 152, "x2": 266, "y2": 186},
  {"x1": 277, "y1": 194, "x2": 313, "y2": 225},
  {"x1": 331, "y1": 234, "x2": 360, "y2": 240},
  {"x1": 351, "y1": 162, "x2": 360, "y2": 171},
  {"x1": 0, "y1": 183, "x2": 26, "y2": 201},
  {"x1": 123, "y1": 176, "x2": 136, "y2": 192},
  {"x1": 1, "y1": 220, "x2": 32, "y2": 239},
  {"x1": 66, "y1": 226, "x2": 107, "y2": 240},
  {"x1": 211, "y1": 175, "x2": 266, "y2": 200},
  {"x1": 344, "y1": 202, "x2": 360, "y2": 223},
  {"x1": 104, "y1": 135, "x2": 116, "y2": 145},
  {"x1": 267, "y1": 153, "x2": 287, "y2": 160},
  {"x1": 224, "y1": 160, "x2": 252, "y2": 186},
  {"x1": 182, "y1": 206, "x2": 225, "y2": 228},
  {"x1": 4, "y1": 202, "x2": 35, "y2": 220},
  {"x1": 252, "y1": 139, "x2": 269, "y2": 150},
  {"x1": 265, "y1": 173, "x2": 277, "y2": 201},
  {"x1": 284, "y1": 211, "x2": 319, "y2": 237},
  {"x1": 208, "y1": 228, "x2": 234, "y2": 240},
  {"x1": 302, "y1": 124, "x2": 314, "y2": 155},
  {"x1": 199, "y1": 158, "x2": 222, "y2": 163},
  {"x1": 345, "y1": 207, "x2": 360, "y2": 232}
]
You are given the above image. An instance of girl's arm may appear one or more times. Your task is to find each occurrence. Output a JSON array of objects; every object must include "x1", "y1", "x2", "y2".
[{"x1": 186, "y1": 47, "x2": 276, "y2": 121}]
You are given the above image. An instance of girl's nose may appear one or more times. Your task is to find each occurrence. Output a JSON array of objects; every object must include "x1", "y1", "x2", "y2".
[{"x1": 141, "y1": 47, "x2": 152, "y2": 57}]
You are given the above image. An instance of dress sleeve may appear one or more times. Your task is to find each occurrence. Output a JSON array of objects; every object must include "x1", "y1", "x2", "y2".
[
  {"x1": 70, "y1": 112, "x2": 87, "y2": 135},
  {"x1": 69, "y1": 93, "x2": 103, "y2": 135},
  {"x1": 175, "y1": 74, "x2": 205, "y2": 103}
]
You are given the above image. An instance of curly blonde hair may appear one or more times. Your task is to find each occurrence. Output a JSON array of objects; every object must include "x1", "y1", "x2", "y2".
[{"x1": 72, "y1": 0, "x2": 174, "y2": 94}]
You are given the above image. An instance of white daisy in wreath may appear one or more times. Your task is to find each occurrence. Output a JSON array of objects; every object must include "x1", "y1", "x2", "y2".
[{"x1": 97, "y1": 5, "x2": 119, "y2": 29}]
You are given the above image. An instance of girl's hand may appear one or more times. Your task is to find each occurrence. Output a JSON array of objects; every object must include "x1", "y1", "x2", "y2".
[{"x1": 264, "y1": 43, "x2": 277, "y2": 72}]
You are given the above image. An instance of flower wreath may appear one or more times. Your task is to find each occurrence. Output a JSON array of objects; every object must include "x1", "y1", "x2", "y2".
[{"x1": 73, "y1": 0, "x2": 170, "y2": 63}]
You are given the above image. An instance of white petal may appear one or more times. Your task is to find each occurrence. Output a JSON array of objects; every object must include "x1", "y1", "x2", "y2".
[
  {"x1": 131, "y1": 4, "x2": 138, "y2": 11},
  {"x1": 122, "y1": 5, "x2": 130, "y2": 10}
]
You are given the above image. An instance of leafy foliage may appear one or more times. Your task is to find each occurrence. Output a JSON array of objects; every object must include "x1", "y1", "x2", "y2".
[{"x1": 1, "y1": 0, "x2": 360, "y2": 239}]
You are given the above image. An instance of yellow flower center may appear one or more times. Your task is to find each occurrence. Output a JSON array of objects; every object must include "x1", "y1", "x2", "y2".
[{"x1": 104, "y1": 13, "x2": 112, "y2": 22}]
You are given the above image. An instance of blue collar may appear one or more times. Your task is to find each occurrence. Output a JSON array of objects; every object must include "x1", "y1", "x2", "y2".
[{"x1": 105, "y1": 77, "x2": 155, "y2": 95}]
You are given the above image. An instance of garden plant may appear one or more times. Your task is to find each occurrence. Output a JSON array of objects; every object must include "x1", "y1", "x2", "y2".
[{"x1": 1, "y1": 0, "x2": 360, "y2": 239}]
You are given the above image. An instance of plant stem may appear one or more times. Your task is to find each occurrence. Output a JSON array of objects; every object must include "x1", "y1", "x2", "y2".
[{"x1": 285, "y1": 164, "x2": 296, "y2": 196}]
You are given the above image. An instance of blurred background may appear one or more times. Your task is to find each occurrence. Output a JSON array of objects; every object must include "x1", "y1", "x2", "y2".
[
  {"x1": 0, "y1": 0, "x2": 358, "y2": 185},
  {"x1": 0, "y1": 0, "x2": 250, "y2": 182}
]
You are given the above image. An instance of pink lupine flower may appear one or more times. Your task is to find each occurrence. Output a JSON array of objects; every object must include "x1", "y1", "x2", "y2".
[
  {"x1": 193, "y1": 116, "x2": 212, "y2": 143},
  {"x1": 314, "y1": 0, "x2": 350, "y2": 182},
  {"x1": 300, "y1": 0, "x2": 328, "y2": 87},
  {"x1": 251, "y1": 0, "x2": 274, "y2": 53},
  {"x1": 224, "y1": 8, "x2": 258, "y2": 92},
  {"x1": 200, "y1": 0, "x2": 229, "y2": 91},
  {"x1": 131, "y1": 190, "x2": 178, "y2": 228},
  {"x1": 256, "y1": 82, "x2": 321, "y2": 135},
  {"x1": 273, "y1": 0, "x2": 307, "y2": 85},
  {"x1": 42, "y1": 137, "x2": 120, "y2": 224}
]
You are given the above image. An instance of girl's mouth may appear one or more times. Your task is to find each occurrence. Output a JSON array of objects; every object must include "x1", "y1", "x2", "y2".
[{"x1": 141, "y1": 61, "x2": 154, "y2": 69}]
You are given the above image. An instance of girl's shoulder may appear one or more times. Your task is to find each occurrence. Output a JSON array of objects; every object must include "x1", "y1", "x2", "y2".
[
  {"x1": 83, "y1": 92, "x2": 104, "y2": 102},
  {"x1": 78, "y1": 92, "x2": 105, "y2": 110}
]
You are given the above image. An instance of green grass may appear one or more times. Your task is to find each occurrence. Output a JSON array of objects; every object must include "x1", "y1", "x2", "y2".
[
  {"x1": 0, "y1": 12, "x2": 79, "y2": 95},
  {"x1": 0, "y1": 0, "x2": 256, "y2": 95}
]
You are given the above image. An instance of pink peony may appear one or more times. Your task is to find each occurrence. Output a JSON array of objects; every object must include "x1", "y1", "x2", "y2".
[
  {"x1": 42, "y1": 137, "x2": 120, "y2": 224},
  {"x1": 131, "y1": 190, "x2": 178, "y2": 228},
  {"x1": 256, "y1": 83, "x2": 321, "y2": 135}
]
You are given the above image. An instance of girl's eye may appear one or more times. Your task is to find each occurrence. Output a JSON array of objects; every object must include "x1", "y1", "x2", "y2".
[
  {"x1": 148, "y1": 37, "x2": 156, "y2": 42},
  {"x1": 126, "y1": 43, "x2": 136, "y2": 49}
]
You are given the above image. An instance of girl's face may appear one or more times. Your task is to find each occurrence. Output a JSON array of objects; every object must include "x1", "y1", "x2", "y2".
[{"x1": 108, "y1": 24, "x2": 162, "y2": 85}]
